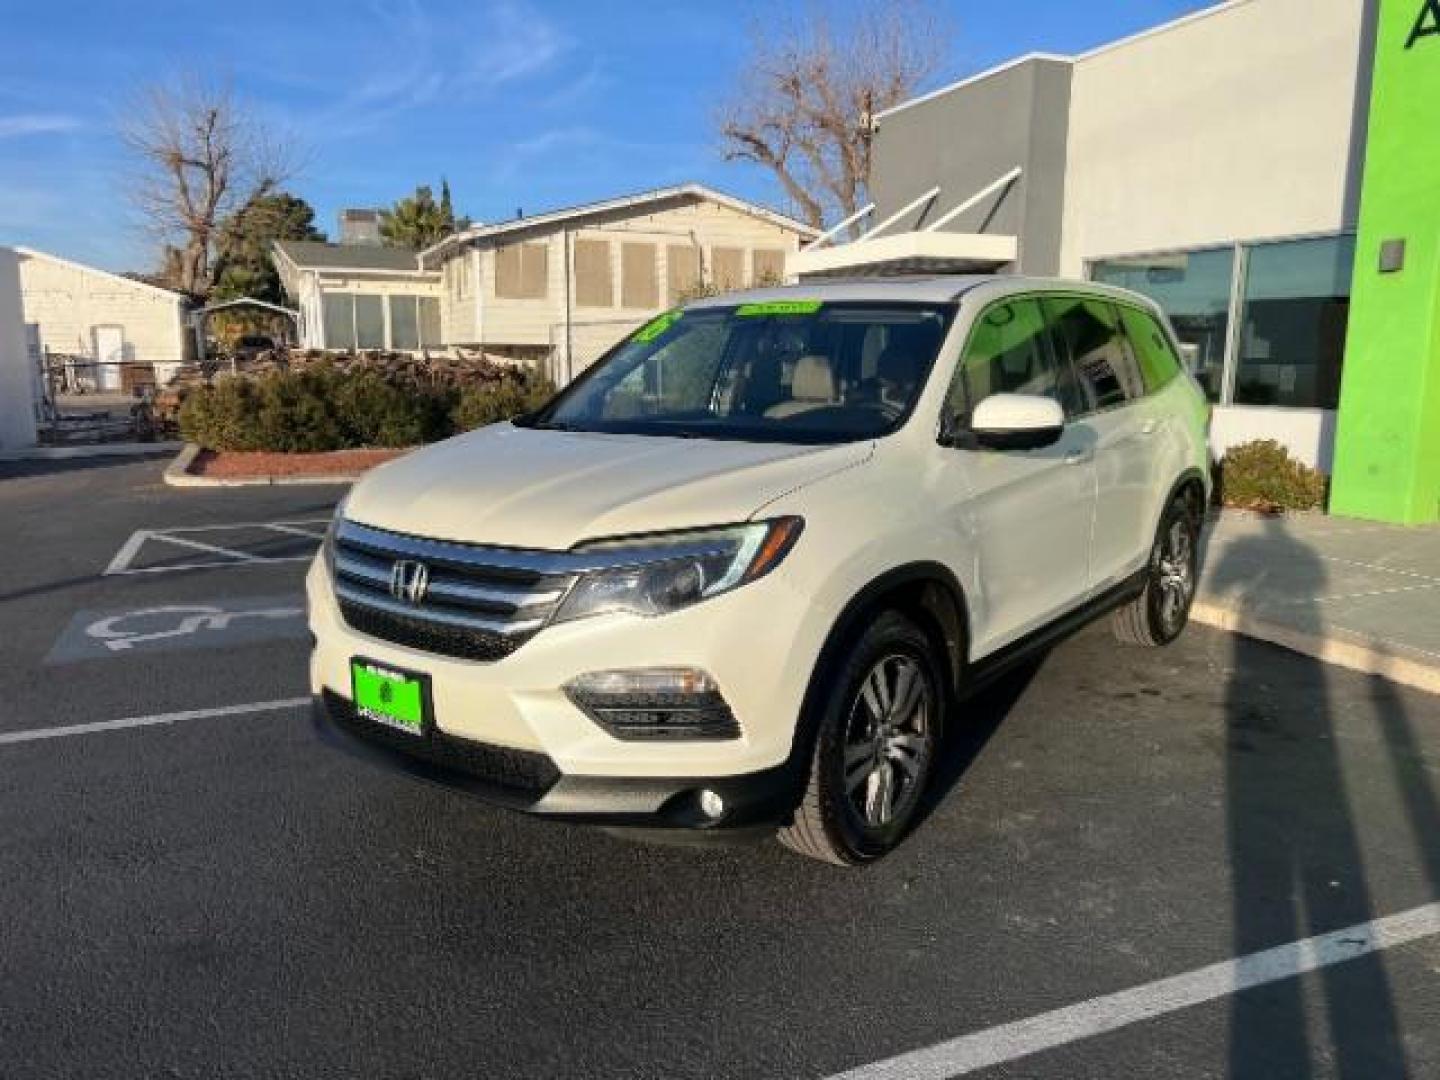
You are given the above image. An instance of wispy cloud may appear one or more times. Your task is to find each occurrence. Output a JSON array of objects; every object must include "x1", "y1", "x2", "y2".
[
  {"x1": 301, "y1": 0, "x2": 574, "y2": 140},
  {"x1": 0, "y1": 113, "x2": 81, "y2": 139},
  {"x1": 457, "y1": 0, "x2": 569, "y2": 91},
  {"x1": 490, "y1": 126, "x2": 705, "y2": 189}
]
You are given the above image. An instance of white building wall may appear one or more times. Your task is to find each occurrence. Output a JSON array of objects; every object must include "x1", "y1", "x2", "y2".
[
  {"x1": 0, "y1": 248, "x2": 38, "y2": 450},
  {"x1": 1210, "y1": 406, "x2": 1336, "y2": 472},
  {"x1": 1059, "y1": 0, "x2": 1368, "y2": 276},
  {"x1": 17, "y1": 249, "x2": 188, "y2": 364}
]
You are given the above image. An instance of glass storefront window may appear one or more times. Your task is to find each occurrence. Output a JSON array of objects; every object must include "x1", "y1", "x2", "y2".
[
  {"x1": 1234, "y1": 235, "x2": 1355, "y2": 409},
  {"x1": 1091, "y1": 248, "x2": 1233, "y2": 402}
]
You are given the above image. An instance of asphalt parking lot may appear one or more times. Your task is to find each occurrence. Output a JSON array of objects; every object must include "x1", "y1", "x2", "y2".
[{"x1": 3, "y1": 455, "x2": 1439, "y2": 1080}]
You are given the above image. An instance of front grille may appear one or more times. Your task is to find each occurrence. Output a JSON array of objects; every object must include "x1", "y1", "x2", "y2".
[
  {"x1": 332, "y1": 520, "x2": 579, "y2": 662},
  {"x1": 322, "y1": 690, "x2": 561, "y2": 797}
]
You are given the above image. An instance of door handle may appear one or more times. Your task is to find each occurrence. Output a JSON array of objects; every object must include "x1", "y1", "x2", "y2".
[
  {"x1": 1064, "y1": 449, "x2": 1094, "y2": 466},
  {"x1": 1139, "y1": 419, "x2": 1160, "y2": 436}
]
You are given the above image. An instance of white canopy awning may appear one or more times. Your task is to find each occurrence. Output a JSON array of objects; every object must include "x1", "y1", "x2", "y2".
[{"x1": 787, "y1": 230, "x2": 1018, "y2": 280}]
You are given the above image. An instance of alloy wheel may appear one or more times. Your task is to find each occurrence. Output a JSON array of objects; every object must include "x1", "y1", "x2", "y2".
[
  {"x1": 841, "y1": 654, "x2": 934, "y2": 829},
  {"x1": 1157, "y1": 518, "x2": 1196, "y2": 634}
]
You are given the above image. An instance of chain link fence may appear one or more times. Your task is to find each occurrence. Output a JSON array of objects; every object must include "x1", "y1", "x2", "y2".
[{"x1": 34, "y1": 350, "x2": 170, "y2": 445}]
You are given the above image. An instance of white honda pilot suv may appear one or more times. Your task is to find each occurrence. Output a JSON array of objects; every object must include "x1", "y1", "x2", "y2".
[{"x1": 309, "y1": 276, "x2": 1210, "y2": 865}]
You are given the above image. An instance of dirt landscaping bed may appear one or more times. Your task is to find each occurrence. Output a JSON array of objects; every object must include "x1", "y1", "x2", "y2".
[{"x1": 189, "y1": 447, "x2": 410, "y2": 480}]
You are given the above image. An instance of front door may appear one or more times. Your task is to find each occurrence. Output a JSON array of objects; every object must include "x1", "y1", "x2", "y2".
[
  {"x1": 940, "y1": 297, "x2": 1098, "y2": 656},
  {"x1": 93, "y1": 325, "x2": 124, "y2": 391},
  {"x1": 1042, "y1": 296, "x2": 1155, "y2": 591}
]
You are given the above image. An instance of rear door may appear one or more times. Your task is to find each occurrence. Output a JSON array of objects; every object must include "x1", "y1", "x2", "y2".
[
  {"x1": 1118, "y1": 302, "x2": 1193, "y2": 541},
  {"x1": 92, "y1": 325, "x2": 125, "y2": 391},
  {"x1": 1041, "y1": 296, "x2": 1153, "y2": 592},
  {"x1": 941, "y1": 296, "x2": 1097, "y2": 655}
]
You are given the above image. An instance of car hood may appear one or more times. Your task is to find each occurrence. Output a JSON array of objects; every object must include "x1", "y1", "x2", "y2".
[{"x1": 345, "y1": 423, "x2": 871, "y2": 550}]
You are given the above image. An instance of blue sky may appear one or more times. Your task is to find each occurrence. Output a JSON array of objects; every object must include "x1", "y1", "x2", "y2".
[{"x1": 0, "y1": 0, "x2": 1212, "y2": 272}]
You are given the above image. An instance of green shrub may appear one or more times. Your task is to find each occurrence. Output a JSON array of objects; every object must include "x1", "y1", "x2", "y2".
[
  {"x1": 178, "y1": 361, "x2": 555, "y2": 452},
  {"x1": 1219, "y1": 439, "x2": 1328, "y2": 512},
  {"x1": 332, "y1": 370, "x2": 453, "y2": 448},
  {"x1": 452, "y1": 373, "x2": 556, "y2": 431}
]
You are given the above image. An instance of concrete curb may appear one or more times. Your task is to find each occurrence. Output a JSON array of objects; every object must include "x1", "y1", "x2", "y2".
[
  {"x1": 0, "y1": 441, "x2": 182, "y2": 463},
  {"x1": 162, "y1": 444, "x2": 360, "y2": 488},
  {"x1": 1190, "y1": 599, "x2": 1440, "y2": 697}
]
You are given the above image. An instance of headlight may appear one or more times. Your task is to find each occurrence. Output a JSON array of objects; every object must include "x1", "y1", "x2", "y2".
[
  {"x1": 552, "y1": 517, "x2": 803, "y2": 625},
  {"x1": 322, "y1": 492, "x2": 350, "y2": 574}
]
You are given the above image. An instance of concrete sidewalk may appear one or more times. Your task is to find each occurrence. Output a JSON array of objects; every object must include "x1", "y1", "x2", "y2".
[{"x1": 1193, "y1": 510, "x2": 1440, "y2": 694}]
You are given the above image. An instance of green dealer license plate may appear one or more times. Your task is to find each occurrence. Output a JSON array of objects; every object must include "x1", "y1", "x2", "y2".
[{"x1": 350, "y1": 659, "x2": 429, "y2": 736}]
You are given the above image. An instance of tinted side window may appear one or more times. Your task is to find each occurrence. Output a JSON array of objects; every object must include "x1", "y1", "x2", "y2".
[
  {"x1": 1042, "y1": 297, "x2": 1145, "y2": 411},
  {"x1": 1118, "y1": 305, "x2": 1183, "y2": 393},
  {"x1": 948, "y1": 299, "x2": 1081, "y2": 423}
]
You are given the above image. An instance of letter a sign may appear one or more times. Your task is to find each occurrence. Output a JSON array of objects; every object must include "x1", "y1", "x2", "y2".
[{"x1": 1409, "y1": 0, "x2": 1440, "y2": 48}]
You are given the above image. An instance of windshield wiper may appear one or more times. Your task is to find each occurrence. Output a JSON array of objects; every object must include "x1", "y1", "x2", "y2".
[{"x1": 527, "y1": 419, "x2": 582, "y2": 432}]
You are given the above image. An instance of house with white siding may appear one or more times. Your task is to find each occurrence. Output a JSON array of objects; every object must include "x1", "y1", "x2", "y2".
[
  {"x1": 419, "y1": 184, "x2": 816, "y2": 383},
  {"x1": 272, "y1": 241, "x2": 444, "y2": 353},
  {"x1": 16, "y1": 247, "x2": 195, "y2": 390}
]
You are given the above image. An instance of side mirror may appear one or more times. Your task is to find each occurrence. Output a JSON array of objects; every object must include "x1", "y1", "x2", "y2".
[{"x1": 970, "y1": 393, "x2": 1066, "y2": 451}]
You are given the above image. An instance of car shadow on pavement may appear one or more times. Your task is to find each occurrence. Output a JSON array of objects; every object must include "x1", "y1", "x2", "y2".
[
  {"x1": 1220, "y1": 516, "x2": 1413, "y2": 1078},
  {"x1": 914, "y1": 657, "x2": 1045, "y2": 833}
]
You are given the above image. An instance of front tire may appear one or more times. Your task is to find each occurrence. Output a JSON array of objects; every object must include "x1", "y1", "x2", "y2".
[
  {"x1": 778, "y1": 611, "x2": 944, "y2": 866},
  {"x1": 1113, "y1": 490, "x2": 1200, "y2": 647}
]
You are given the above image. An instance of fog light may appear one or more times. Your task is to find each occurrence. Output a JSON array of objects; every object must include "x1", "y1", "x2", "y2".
[
  {"x1": 567, "y1": 668, "x2": 718, "y2": 697},
  {"x1": 564, "y1": 668, "x2": 739, "y2": 741},
  {"x1": 698, "y1": 789, "x2": 726, "y2": 821}
]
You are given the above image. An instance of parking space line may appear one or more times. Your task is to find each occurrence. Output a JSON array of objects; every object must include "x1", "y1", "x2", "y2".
[
  {"x1": 104, "y1": 519, "x2": 331, "y2": 575},
  {"x1": 263, "y1": 523, "x2": 328, "y2": 540},
  {"x1": 0, "y1": 698, "x2": 310, "y2": 746},
  {"x1": 141, "y1": 532, "x2": 267, "y2": 563},
  {"x1": 108, "y1": 557, "x2": 314, "y2": 576},
  {"x1": 103, "y1": 529, "x2": 151, "y2": 576},
  {"x1": 145, "y1": 519, "x2": 330, "y2": 534},
  {"x1": 826, "y1": 902, "x2": 1440, "y2": 1080}
]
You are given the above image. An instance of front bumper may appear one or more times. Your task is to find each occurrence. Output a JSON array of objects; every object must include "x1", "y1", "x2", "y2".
[
  {"x1": 311, "y1": 690, "x2": 800, "y2": 828},
  {"x1": 306, "y1": 550, "x2": 823, "y2": 779}
]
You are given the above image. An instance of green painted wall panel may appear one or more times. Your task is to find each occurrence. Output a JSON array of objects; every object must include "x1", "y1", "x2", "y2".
[{"x1": 1331, "y1": 0, "x2": 1440, "y2": 524}]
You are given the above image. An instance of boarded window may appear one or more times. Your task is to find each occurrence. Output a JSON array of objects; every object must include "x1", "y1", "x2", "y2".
[
  {"x1": 752, "y1": 248, "x2": 786, "y2": 285},
  {"x1": 621, "y1": 242, "x2": 658, "y2": 309},
  {"x1": 388, "y1": 296, "x2": 418, "y2": 350},
  {"x1": 575, "y1": 239, "x2": 613, "y2": 308},
  {"x1": 419, "y1": 297, "x2": 442, "y2": 346},
  {"x1": 322, "y1": 293, "x2": 356, "y2": 350},
  {"x1": 355, "y1": 295, "x2": 385, "y2": 349},
  {"x1": 666, "y1": 245, "x2": 700, "y2": 301},
  {"x1": 712, "y1": 247, "x2": 745, "y2": 290},
  {"x1": 495, "y1": 242, "x2": 548, "y2": 300}
]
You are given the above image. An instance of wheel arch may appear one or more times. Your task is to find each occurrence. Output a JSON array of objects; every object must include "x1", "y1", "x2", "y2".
[
  {"x1": 1166, "y1": 467, "x2": 1208, "y2": 525},
  {"x1": 785, "y1": 562, "x2": 970, "y2": 773}
]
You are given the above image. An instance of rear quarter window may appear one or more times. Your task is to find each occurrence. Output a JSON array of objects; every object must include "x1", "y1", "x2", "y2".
[{"x1": 1119, "y1": 305, "x2": 1183, "y2": 393}]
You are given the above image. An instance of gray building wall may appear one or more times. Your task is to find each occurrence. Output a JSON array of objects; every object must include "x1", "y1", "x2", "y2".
[{"x1": 868, "y1": 57, "x2": 1072, "y2": 275}]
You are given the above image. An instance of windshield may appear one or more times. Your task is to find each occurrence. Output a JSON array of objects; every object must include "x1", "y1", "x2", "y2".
[{"x1": 524, "y1": 300, "x2": 955, "y2": 444}]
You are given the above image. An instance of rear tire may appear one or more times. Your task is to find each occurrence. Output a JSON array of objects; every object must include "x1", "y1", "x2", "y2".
[
  {"x1": 778, "y1": 611, "x2": 944, "y2": 866},
  {"x1": 1113, "y1": 489, "x2": 1200, "y2": 647}
]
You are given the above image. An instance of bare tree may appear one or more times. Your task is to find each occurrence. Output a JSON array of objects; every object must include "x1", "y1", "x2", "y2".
[
  {"x1": 719, "y1": 0, "x2": 949, "y2": 232},
  {"x1": 120, "y1": 76, "x2": 296, "y2": 297}
]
